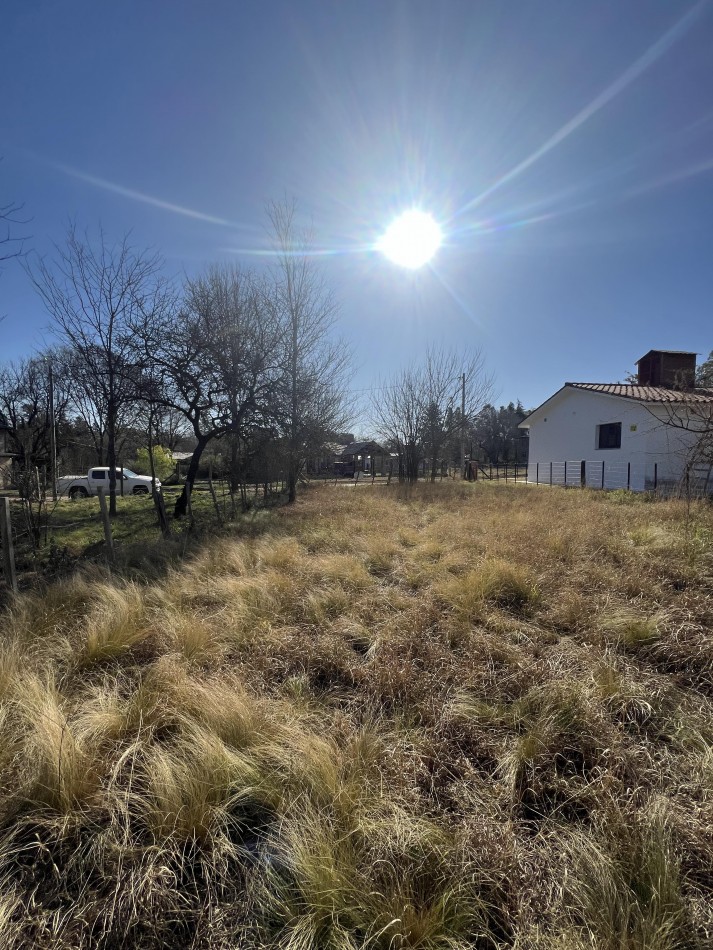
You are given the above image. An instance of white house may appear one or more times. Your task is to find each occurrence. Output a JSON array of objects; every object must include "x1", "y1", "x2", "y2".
[{"x1": 519, "y1": 350, "x2": 713, "y2": 492}]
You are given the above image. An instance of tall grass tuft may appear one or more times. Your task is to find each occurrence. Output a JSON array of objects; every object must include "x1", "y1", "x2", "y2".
[
  {"x1": 438, "y1": 557, "x2": 540, "y2": 619},
  {"x1": 15, "y1": 676, "x2": 101, "y2": 815},
  {"x1": 137, "y1": 724, "x2": 266, "y2": 844},
  {"x1": 563, "y1": 803, "x2": 694, "y2": 949}
]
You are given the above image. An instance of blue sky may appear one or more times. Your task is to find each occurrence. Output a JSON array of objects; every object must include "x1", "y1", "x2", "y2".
[{"x1": 1, "y1": 0, "x2": 712, "y2": 421}]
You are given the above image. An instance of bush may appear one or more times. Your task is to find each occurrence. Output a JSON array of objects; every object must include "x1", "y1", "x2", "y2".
[{"x1": 130, "y1": 446, "x2": 175, "y2": 481}]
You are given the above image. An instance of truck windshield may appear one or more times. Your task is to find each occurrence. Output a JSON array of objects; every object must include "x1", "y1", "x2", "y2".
[{"x1": 121, "y1": 469, "x2": 138, "y2": 478}]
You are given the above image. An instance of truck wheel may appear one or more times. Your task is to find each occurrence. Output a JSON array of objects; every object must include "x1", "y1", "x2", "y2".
[
  {"x1": 69, "y1": 486, "x2": 88, "y2": 500},
  {"x1": 132, "y1": 486, "x2": 149, "y2": 495}
]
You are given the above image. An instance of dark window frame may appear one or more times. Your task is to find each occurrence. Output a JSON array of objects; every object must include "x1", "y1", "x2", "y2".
[{"x1": 597, "y1": 422, "x2": 622, "y2": 450}]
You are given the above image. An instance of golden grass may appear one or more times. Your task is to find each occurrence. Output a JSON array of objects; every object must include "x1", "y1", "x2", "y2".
[{"x1": 0, "y1": 481, "x2": 710, "y2": 947}]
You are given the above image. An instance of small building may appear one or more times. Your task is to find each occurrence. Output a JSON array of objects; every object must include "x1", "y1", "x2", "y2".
[
  {"x1": 519, "y1": 350, "x2": 713, "y2": 491},
  {"x1": 335, "y1": 440, "x2": 390, "y2": 476}
]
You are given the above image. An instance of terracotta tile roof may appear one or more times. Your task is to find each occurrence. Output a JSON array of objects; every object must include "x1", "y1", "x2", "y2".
[{"x1": 566, "y1": 383, "x2": 713, "y2": 404}]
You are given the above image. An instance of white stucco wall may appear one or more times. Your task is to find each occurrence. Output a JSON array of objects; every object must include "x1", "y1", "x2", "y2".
[{"x1": 522, "y1": 388, "x2": 700, "y2": 491}]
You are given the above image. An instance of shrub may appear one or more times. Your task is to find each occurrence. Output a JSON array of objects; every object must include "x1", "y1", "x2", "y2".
[{"x1": 130, "y1": 445, "x2": 175, "y2": 482}]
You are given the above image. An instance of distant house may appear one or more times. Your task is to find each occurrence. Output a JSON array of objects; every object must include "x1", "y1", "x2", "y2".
[
  {"x1": 335, "y1": 440, "x2": 391, "y2": 477},
  {"x1": 519, "y1": 350, "x2": 713, "y2": 491},
  {"x1": 310, "y1": 441, "x2": 346, "y2": 474}
]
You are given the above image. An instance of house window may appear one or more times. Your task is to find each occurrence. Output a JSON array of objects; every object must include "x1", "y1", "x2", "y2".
[{"x1": 597, "y1": 422, "x2": 621, "y2": 450}]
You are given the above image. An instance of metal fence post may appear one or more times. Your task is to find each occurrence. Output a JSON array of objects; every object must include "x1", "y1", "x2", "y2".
[
  {"x1": 654, "y1": 463, "x2": 658, "y2": 491},
  {"x1": 549, "y1": 462, "x2": 553, "y2": 486},
  {"x1": 580, "y1": 460, "x2": 586, "y2": 488},
  {"x1": 564, "y1": 460, "x2": 567, "y2": 485},
  {"x1": 627, "y1": 462, "x2": 631, "y2": 491},
  {"x1": 601, "y1": 461, "x2": 605, "y2": 490},
  {"x1": 536, "y1": 462, "x2": 539, "y2": 485}
]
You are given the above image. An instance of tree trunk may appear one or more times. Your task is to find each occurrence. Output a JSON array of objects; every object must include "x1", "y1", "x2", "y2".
[
  {"x1": 229, "y1": 433, "x2": 240, "y2": 493},
  {"x1": 174, "y1": 435, "x2": 211, "y2": 518},
  {"x1": 287, "y1": 469, "x2": 297, "y2": 503},
  {"x1": 107, "y1": 409, "x2": 117, "y2": 516}
]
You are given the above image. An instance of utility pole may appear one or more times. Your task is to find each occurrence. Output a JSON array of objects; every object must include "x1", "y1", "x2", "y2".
[
  {"x1": 48, "y1": 360, "x2": 57, "y2": 502},
  {"x1": 460, "y1": 372, "x2": 466, "y2": 480}
]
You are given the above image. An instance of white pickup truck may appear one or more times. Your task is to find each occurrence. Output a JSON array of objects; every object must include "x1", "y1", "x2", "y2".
[{"x1": 57, "y1": 467, "x2": 160, "y2": 500}]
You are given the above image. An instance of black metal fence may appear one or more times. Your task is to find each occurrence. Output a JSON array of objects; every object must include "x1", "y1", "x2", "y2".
[
  {"x1": 469, "y1": 462, "x2": 527, "y2": 482},
  {"x1": 464, "y1": 459, "x2": 712, "y2": 496}
]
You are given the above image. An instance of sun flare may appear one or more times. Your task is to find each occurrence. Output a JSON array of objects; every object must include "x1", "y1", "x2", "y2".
[{"x1": 378, "y1": 210, "x2": 442, "y2": 269}]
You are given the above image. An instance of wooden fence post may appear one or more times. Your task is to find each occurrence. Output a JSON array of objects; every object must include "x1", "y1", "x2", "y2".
[
  {"x1": 154, "y1": 489, "x2": 170, "y2": 539},
  {"x1": 97, "y1": 488, "x2": 115, "y2": 562},
  {"x1": 0, "y1": 498, "x2": 18, "y2": 594},
  {"x1": 208, "y1": 463, "x2": 223, "y2": 525}
]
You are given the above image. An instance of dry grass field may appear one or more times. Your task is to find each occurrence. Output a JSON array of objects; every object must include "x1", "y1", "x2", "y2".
[{"x1": 0, "y1": 481, "x2": 711, "y2": 948}]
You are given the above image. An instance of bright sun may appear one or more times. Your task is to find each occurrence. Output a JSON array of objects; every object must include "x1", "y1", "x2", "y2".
[{"x1": 378, "y1": 209, "x2": 442, "y2": 269}]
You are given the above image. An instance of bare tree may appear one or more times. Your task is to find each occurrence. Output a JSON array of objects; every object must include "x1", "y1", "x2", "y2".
[
  {"x1": 372, "y1": 345, "x2": 494, "y2": 483},
  {"x1": 653, "y1": 400, "x2": 713, "y2": 484},
  {"x1": 696, "y1": 350, "x2": 713, "y2": 388},
  {"x1": 57, "y1": 345, "x2": 146, "y2": 467},
  {"x1": 135, "y1": 264, "x2": 285, "y2": 518},
  {"x1": 0, "y1": 353, "x2": 70, "y2": 544},
  {"x1": 641, "y1": 351, "x2": 713, "y2": 494},
  {"x1": 26, "y1": 226, "x2": 167, "y2": 515},
  {"x1": 0, "y1": 197, "x2": 26, "y2": 266},
  {"x1": 0, "y1": 354, "x2": 70, "y2": 476},
  {"x1": 152, "y1": 405, "x2": 189, "y2": 452},
  {"x1": 1, "y1": 163, "x2": 28, "y2": 270},
  {"x1": 1, "y1": 166, "x2": 29, "y2": 323},
  {"x1": 267, "y1": 199, "x2": 351, "y2": 503}
]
